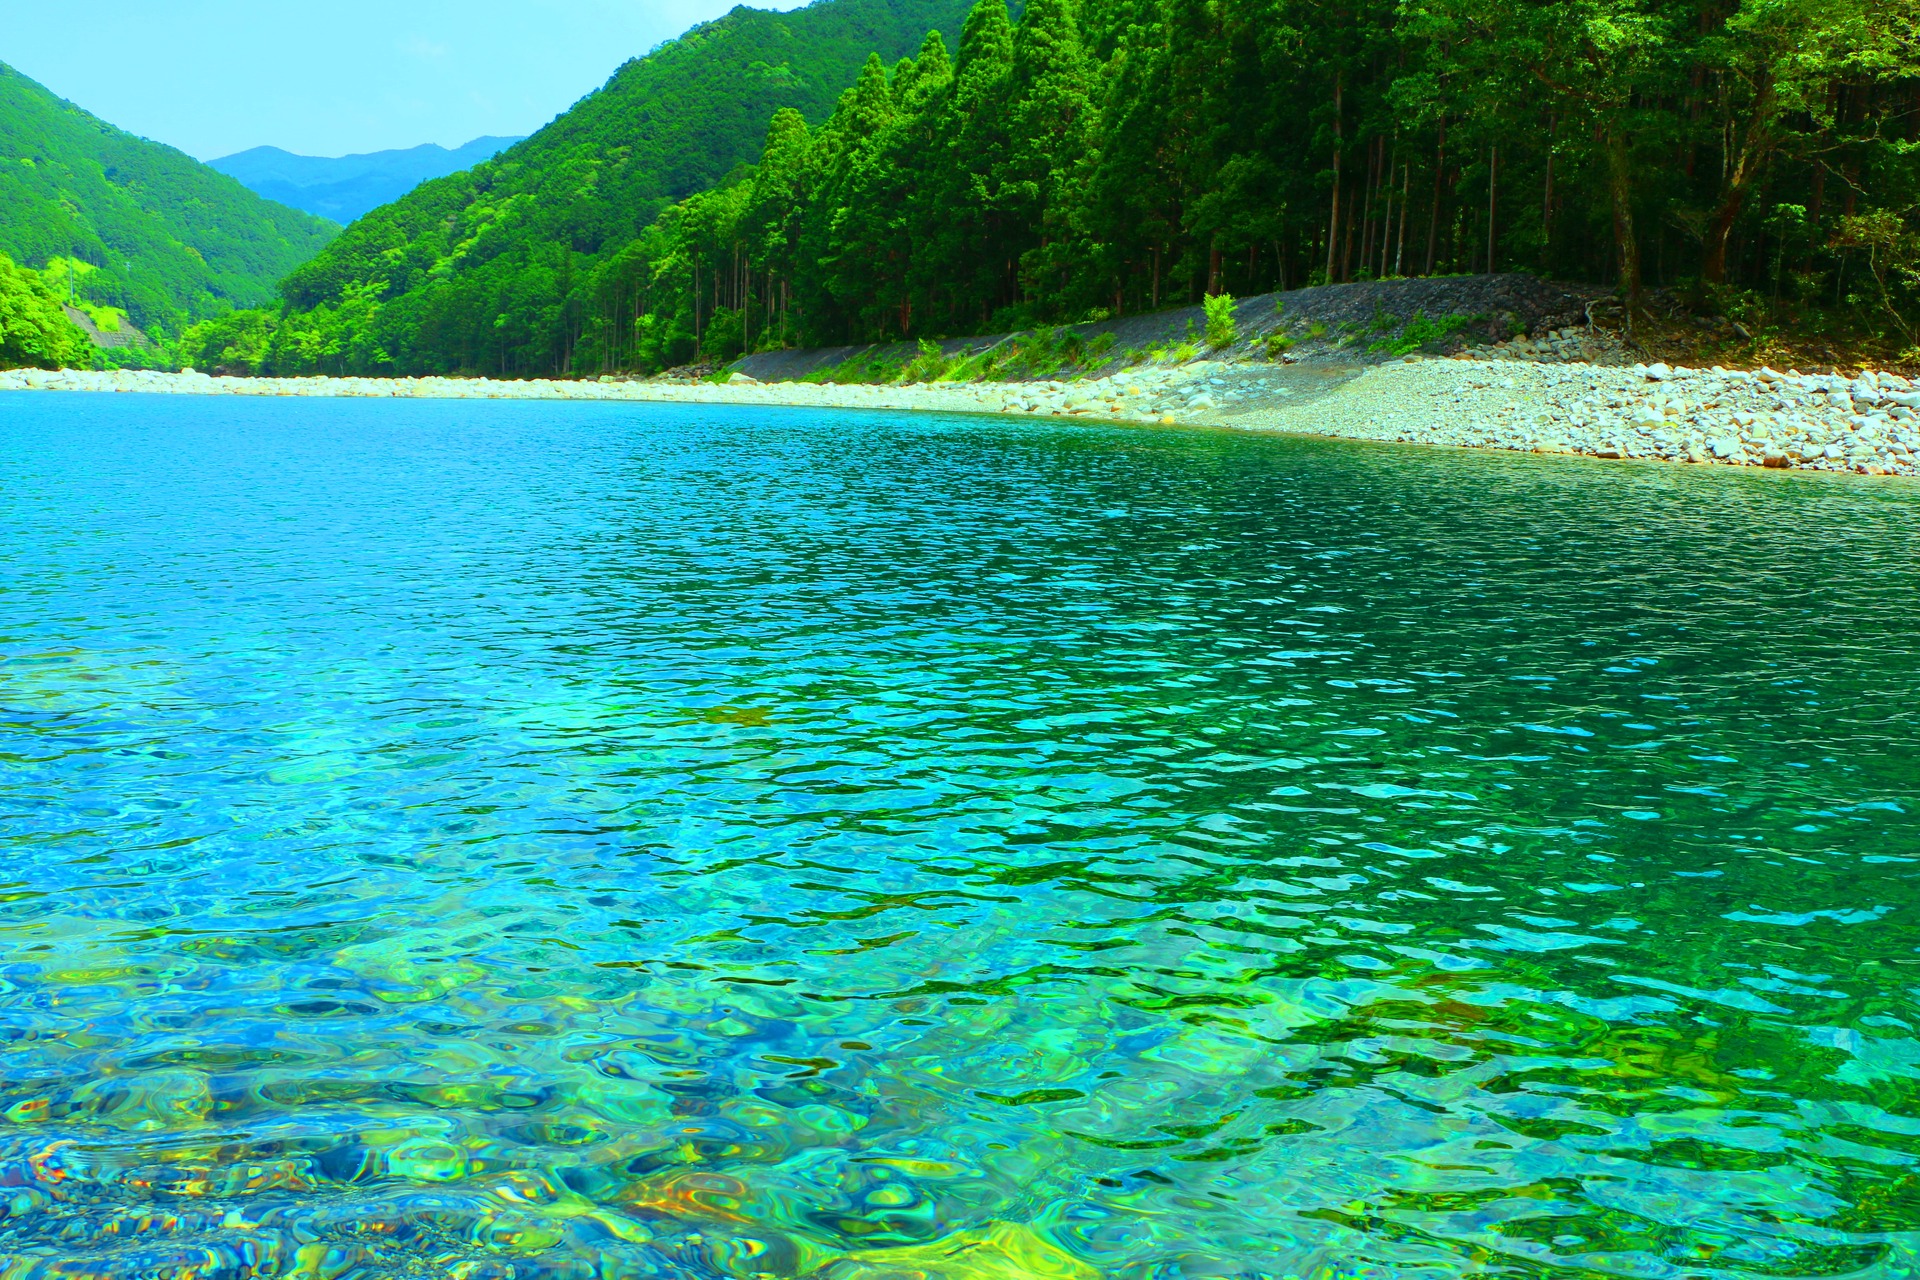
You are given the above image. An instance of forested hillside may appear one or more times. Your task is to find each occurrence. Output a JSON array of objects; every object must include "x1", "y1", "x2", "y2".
[
  {"x1": 0, "y1": 62, "x2": 336, "y2": 344},
  {"x1": 200, "y1": 0, "x2": 1920, "y2": 378},
  {"x1": 206, "y1": 0, "x2": 974, "y2": 376}
]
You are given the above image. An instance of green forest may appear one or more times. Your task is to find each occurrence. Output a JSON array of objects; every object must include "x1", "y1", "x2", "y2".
[
  {"x1": 0, "y1": 252, "x2": 90, "y2": 369},
  {"x1": 0, "y1": 62, "x2": 337, "y2": 348},
  {"x1": 199, "y1": 0, "x2": 1920, "y2": 377},
  {"x1": 186, "y1": 0, "x2": 974, "y2": 376}
]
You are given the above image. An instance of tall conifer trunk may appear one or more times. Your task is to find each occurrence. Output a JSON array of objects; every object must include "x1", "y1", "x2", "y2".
[
  {"x1": 1425, "y1": 120, "x2": 1446, "y2": 275},
  {"x1": 1395, "y1": 162, "x2": 1409, "y2": 275},
  {"x1": 1486, "y1": 145, "x2": 1498, "y2": 273},
  {"x1": 1701, "y1": 77, "x2": 1775, "y2": 285},
  {"x1": 1606, "y1": 124, "x2": 1642, "y2": 328},
  {"x1": 1326, "y1": 73, "x2": 1343, "y2": 282}
]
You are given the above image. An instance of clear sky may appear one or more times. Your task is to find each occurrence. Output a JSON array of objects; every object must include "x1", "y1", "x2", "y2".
[{"x1": 4, "y1": 0, "x2": 806, "y2": 162}]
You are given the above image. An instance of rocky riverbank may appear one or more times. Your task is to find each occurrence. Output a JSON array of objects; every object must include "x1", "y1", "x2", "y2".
[
  {"x1": 4, "y1": 356, "x2": 1915, "y2": 478},
  {"x1": 1229, "y1": 358, "x2": 1920, "y2": 476}
]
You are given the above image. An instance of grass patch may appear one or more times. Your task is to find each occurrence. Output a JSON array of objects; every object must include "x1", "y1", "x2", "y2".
[
  {"x1": 938, "y1": 348, "x2": 995, "y2": 381},
  {"x1": 77, "y1": 302, "x2": 126, "y2": 333},
  {"x1": 1365, "y1": 310, "x2": 1478, "y2": 356},
  {"x1": 800, "y1": 350, "x2": 906, "y2": 384},
  {"x1": 947, "y1": 325, "x2": 1118, "y2": 381}
]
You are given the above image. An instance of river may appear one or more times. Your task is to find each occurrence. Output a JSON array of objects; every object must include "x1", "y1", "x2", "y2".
[{"x1": 2, "y1": 392, "x2": 1916, "y2": 1278}]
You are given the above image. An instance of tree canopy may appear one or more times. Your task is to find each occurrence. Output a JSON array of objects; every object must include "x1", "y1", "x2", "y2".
[
  {"x1": 0, "y1": 253, "x2": 90, "y2": 369},
  {"x1": 200, "y1": 0, "x2": 1920, "y2": 376}
]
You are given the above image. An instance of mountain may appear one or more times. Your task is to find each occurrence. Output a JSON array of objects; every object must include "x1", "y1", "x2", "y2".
[
  {"x1": 0, "y1": 62, "x2": 336, "y2": 343},
  {"x1": 264, "y1": 0, "x2": 976, "y2": 375},
  {"x1": 208, "y1": 137, "x2": 525, "y2": 224}
]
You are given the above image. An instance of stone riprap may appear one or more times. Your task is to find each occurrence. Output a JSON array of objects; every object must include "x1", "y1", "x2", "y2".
[{"x1": 4, "y1": 358, "x2": 1915, "y2": 478}]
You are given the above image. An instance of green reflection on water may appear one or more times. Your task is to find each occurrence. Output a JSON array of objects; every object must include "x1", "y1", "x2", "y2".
[{"x1": 0, "y1": 393, "x2": 1917, "y2": 1278}]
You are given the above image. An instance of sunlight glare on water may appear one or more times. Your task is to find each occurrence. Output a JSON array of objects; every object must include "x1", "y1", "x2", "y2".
[{"x1": 1, "y1": 392, "x2": 1918, "y2": 1279}]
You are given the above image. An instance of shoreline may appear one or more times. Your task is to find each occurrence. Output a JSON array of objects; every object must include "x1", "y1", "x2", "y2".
[{"x1": 3, "y1": 359, "x2": 1915, "y2": 478}]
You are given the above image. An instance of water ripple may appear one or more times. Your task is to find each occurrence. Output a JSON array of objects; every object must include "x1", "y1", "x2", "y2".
[{"x1": 0, "y1": 393, "x2": 1916, "y2": 1277}]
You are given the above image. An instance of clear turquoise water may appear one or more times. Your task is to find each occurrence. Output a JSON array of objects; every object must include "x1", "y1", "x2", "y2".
[{"x1": 2, "y1": 392, "x2": 1918, "y2": 1280}]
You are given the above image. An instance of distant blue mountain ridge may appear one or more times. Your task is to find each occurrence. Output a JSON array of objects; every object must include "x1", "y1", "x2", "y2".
[{"x1": 209, "y1": 136, "x2": 524, "y2": 224}]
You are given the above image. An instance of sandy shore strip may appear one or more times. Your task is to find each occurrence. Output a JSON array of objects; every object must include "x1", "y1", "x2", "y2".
[{"x1": 4, "y1": 359, "x2": 1915, "y2": 478}]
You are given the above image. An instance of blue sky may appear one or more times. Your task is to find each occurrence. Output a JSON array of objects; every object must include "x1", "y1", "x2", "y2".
[{"x1": 6, "y1": 0, "x2": 806, "y2": 161}]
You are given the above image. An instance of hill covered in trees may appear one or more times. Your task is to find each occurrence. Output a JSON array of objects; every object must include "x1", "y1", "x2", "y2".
[
  {"x1": 0, "y1": 62, "x2": 337, "y2": 345},
  {"x1": 200, "y1": 0, "x2": 1920, "y2": 378},
  {"x1": 190, "y1": 0, "x2": 975, "y2": 376}
]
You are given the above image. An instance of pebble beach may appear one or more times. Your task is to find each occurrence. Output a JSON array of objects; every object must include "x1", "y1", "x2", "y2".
[
  {"x1": 4, "y1": 355, "x2": 1916, "y2": 478},
  {"x1": 1237, "y1": 357, "x2": 1920, "y2": 476}
]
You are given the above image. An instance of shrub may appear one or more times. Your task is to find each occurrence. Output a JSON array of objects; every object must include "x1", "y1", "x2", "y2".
[
  {"x1": 1203, "y1": 292, "x2": 1238, "y2": 348},
  {"x1": 700, "y1": 307, "x2": 745, "y2": 362},
  {"x1": 903, "y1": 336, "x2": 950, "y2": 382},
  {"x1": 1265, "y1": 330, "x2": 1294, "y2": 359}
]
